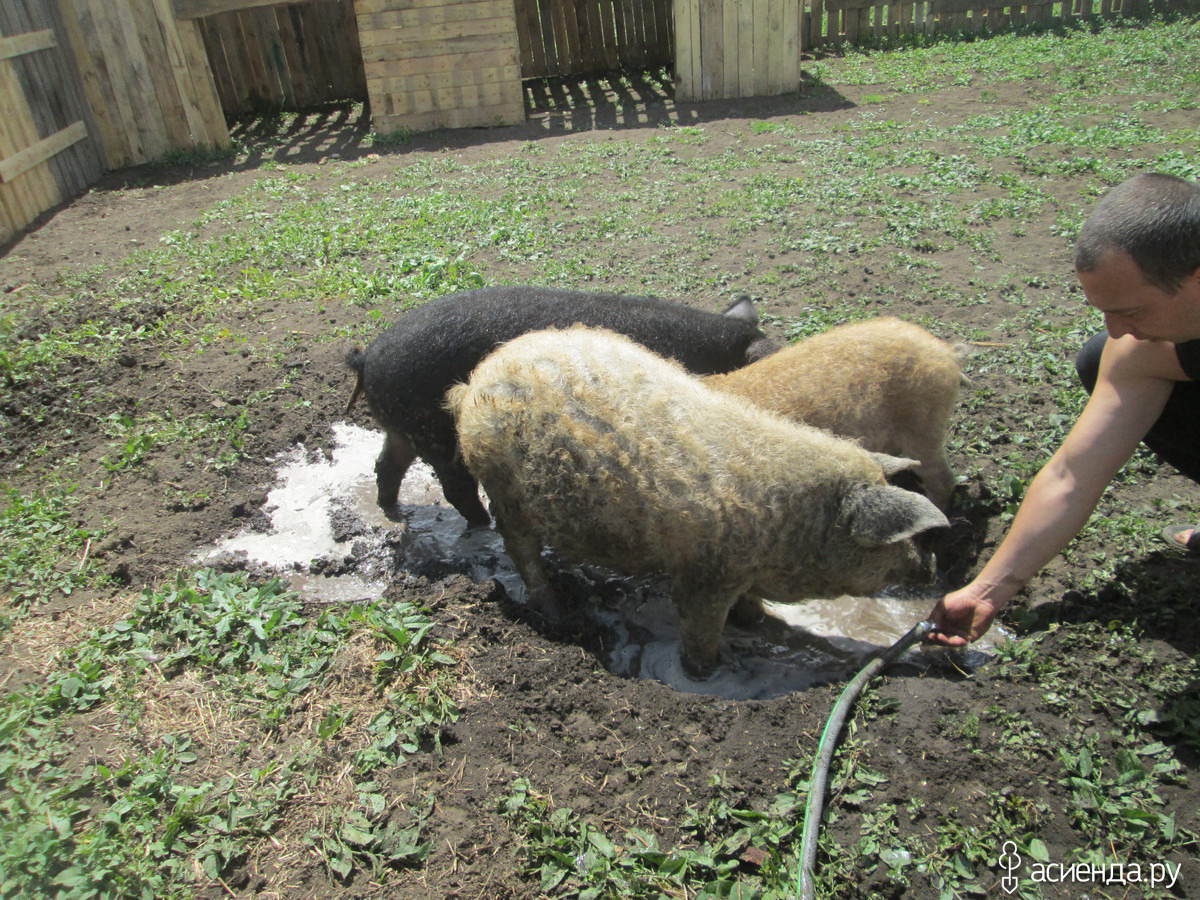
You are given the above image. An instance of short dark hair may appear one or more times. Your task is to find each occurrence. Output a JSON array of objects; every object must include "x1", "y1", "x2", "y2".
[{"x1": 1074, "y1": 173, "x2": 1200, "y2": 292}]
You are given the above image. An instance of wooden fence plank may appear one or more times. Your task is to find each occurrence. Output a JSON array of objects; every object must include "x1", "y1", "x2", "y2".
[
  {"x1": 261, "y1": 7, "x2": 294, "y2": 107},
  {"x1": 360, "y1": 0, "x2": 524, "y2": 134},
  {"x1": 559, "y1": 0, "x2": 583, "y2": 72},
  {"x1": 76, "y1": 1, "x2": 139, "y2": 164},
  {"x1": 35, "y1": 1, "x2": 100, "y2": 191},
  {"x1": 0, "y1": 66, "x2": 37, "y2": 223},
  {"x1": 612, "y1": 0, "x2": 629, "y2": 68},
  {"x1": 720, "y1": 0, "x2": 737, "y2": 97},
  {"x1": 692, "y1": 0, "x2": 711, "y2": 99},
  {"x1": 130, "y1": 0, "x2": 192, "y2": 149},
  {"x1": 363, "y1": 30, "x2": 520, "y2": 63},
  {"x1": 368, "y1": 63, "x2": 521, "y2": 95},
  {"x1": 367, "y1": 51, "x2": 520, "y2": 82},
  {"x1": 275, "y1": 5, "x2": 308, "y2": 106},
  {"x1": 195, "y1": 16, "x2": 224, "y2": 105},
  {"x1": 54, "y1": 0, "x2": 122, "y2": 167},
  {"x1": 679, "y1": 0, "x2": 696, "y2": 99},
  {"x1": 625, "y1": 0, "x2": 640, "y2": 70},
  {"x1": 231, "y1": 7, "x2": 273, "y2": 105},
  {"x1": 599, "y1": 0, "x2": 619, "y2": 69},
  {"x1": 0, "y1": 26, "x2": 53, "y2": 58},
  {"x1": 783, "y1": 0, "x2": 800, "y2": 89},
  {"x1": 365, "y1": 11, "x2": 522, "y2": 44},
  {"x1": 149, "y1": 0, "x2": 221, "y2": 147},
  {"x1": 549, "y1": 0, "x2": 571, "y2": 74},
  {"x1": 361, "y1": 3, "x2": 516, "y2": 44},
  {"x1": 113, "y1": 0, "x2": 172, "y2": 158},
  {"x1": 174, "y1": 16, "x2": 229, "y2": 144},
  {"x1": 577, "y1": 0, "x2": 598, "y2": 72},
  {"x1": 768, "y1": 0, "x2": 785, "y2": 93},
  {"x1": 656, "y1": 0, "x2": 672, "y2": 59},
  {"x1": 0, "y1": 119, "x2": 85, "y2": 182},
  {"x1": 174, "y1": 0, "x2": 292, "y2": 18},
  {"x1": 804, "y1": 0, "x2": 820, "y2": 51},
  {"x1": 6, "y1": 4, "x2": 79, "y2": 198}
]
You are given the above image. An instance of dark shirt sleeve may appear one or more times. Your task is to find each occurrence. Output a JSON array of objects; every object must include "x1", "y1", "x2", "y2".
[{"x1": 1176, "y1": 339, "x2": 1200, "y2": 383}]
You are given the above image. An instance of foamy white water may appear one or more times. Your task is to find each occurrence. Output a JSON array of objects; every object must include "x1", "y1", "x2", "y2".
[{"x1": 201, "y1": 422, "x2": 997, "y2": 698}]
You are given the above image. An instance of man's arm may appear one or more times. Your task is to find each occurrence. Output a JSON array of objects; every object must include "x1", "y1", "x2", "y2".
[{"x1": 928, "y1": 335, "x2": 1183, "y2": 645}]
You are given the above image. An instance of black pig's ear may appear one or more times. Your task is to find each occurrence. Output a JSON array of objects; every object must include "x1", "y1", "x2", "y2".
[
  {"x1": 722, "y1": 295, "x2": 758, "y2": 322},
  {"x1": 842, "y1": 485, "x2": 949, "y2": 547}
]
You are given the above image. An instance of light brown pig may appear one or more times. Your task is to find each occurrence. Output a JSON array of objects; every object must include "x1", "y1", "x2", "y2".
[
  {"x1": 447, "y1": 326, "x2": 949, "y2": 678},
  {"x1": 705, "y1": 317, "x2": 965, "y2": 510}
]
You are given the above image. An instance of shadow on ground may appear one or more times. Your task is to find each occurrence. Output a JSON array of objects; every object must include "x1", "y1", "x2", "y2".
[{"x1": 77, "y1": 68, "x2": 855, "y2": 196}]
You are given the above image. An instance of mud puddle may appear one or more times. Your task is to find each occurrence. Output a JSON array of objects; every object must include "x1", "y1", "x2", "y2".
[{"x1": 202, "y1": 422, "x2": 999, "y2": 699}]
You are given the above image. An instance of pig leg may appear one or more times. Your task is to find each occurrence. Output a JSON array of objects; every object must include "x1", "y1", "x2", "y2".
[
  {"x1": 375, "y1": 428, "x2": 417, "y2": 508},
  {"x1": 492, "y1": 503, "x2": 561, "y2": 620},
  {"x1": 430, "y1": 458, "x2": 492, "y2": 527},
  {"x1": 911, "y1": 443, "x2": 956, "y2": 511},
  {"x1": 673, "y1": 589, "x2": 737, "y2": 679}
]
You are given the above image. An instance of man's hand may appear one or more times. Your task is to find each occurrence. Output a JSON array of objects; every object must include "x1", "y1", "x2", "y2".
[{"x1": 927, "y1": 588, "x2": 1003, "y2": 646}]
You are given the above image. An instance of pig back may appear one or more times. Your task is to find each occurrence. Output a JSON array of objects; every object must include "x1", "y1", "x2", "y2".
[
  {"x1": 705, "y1": 317, "x2": 963, "y2": 450},
  {"x1": 449, "y1": 326, "x2": 882, "y2": 588},
  {"x1": 362, "y1": 287, "x2": 768, "y2": 426}
]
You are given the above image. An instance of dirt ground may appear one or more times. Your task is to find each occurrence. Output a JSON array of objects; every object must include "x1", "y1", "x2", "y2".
[{"x1": 3, "y1": 71, "x2": 1199, "y2": 898}]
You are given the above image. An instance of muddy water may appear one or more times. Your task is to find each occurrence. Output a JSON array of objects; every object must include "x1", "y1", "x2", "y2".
[{"x1": 203, "y1": 422, "x2": 998, "y2": 700}]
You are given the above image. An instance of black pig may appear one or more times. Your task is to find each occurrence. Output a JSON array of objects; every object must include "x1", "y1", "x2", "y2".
[{"x1": 346, "y1": 286, "x2": 777, "y2": 526}]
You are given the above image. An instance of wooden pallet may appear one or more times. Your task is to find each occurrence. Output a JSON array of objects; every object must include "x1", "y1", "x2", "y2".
[
  {"x1": 357, "y1": 0, "x2": 526, "y2": 135},
  {"x1": 675, "y1": 0, "x2": 802, "y2": 101}
]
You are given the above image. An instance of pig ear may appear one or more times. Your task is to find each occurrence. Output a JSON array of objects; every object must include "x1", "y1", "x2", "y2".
[
  {"x1": 722, "y1": 295, "x2": 758, "y2": 322},
  {"x1": 843, "y1": 485, "x2": 949, "y2": 547},
  {"x1": 868, "y1": 452, "x2": 920, "y2": 477}
]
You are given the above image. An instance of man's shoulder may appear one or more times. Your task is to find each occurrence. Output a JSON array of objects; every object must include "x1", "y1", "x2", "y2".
[
  {"x1": 1173, "y1": 338, "x2": 1200, "y2": 381},
  {"x1": 1101, "y1": 335, "x2": 1190, "y2": 383}
]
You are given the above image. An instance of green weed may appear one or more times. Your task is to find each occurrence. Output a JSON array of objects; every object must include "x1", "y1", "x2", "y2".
[
  {"x1": 0, "y1": 485, "x2": 106, "y2": 612},
  {"x1": 0, "y1": 570, "x2": 459, "y2": 895}
]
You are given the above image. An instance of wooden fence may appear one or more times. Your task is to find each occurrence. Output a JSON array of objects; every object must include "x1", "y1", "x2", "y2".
[
  {"x1": 804, "y1": 0, "x2": 1167, "y2": 46},
  {"x1": 675, "y1": 0, "x2": 801, "y2": 100},
  {"x1": 181, "y1": 0, "x2": 366, "y2": 115},
  {"x1": 675, "y1": 0, "x2": 1178, "y2": 96},
  {"x1": 3, "y1": 0, "x2": 1189, "y2": 245},
  {"x1": 0, "y1": 1, "x2": 98, "y2": 245},
  {"x1": 514, "y1": 0, "x2": 673, "y2": 78},
  {"x1": 0, "y1": 0, "x2": 227, "y2": 245},
  {"x1": 59, "y1": 0, "x2": 228, "y2": 168}
]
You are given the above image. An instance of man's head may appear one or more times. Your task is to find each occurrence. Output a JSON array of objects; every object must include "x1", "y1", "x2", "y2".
[
  {"x1": 1075, "y1": 173, "x2": 1200, "y2": 293},
  {"x1": 1075, "y1": 174, "x2": 1200, "y2": 343}
]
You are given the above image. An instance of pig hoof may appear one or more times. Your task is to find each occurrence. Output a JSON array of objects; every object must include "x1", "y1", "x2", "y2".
[
  {"x1": 680, "y1": 654, "x2": 717, "y2": 681},
  {"x1": 524, "y1": 593, "x2": 563, "y2": 623}
]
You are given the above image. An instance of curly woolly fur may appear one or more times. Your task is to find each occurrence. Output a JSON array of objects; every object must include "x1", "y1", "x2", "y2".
[
  {"x1": 448, "y1": 326, "x2": 948, "y2": 677},
  {"x1": 705, "y1": 317, "x2": 965, "y2": 511}
]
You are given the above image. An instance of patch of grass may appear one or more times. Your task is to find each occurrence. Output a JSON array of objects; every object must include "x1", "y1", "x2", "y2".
[
  {"x1": 806, "y1": 631, "x2": 1197, "y2": 895},
  {"x1": 155, "y1": 143, "x2": 239, "y2": 169},
  {"x1": 0, "y1": 484, "x2": 107, "y2": 613},
  {"x1": 0, "y1": 570, "x2": 459, "y2": 896},
  {"x1": 500, "y1": 770, "x2": 807, "y2": 898},
  {"x1": 98, "y1": 407, "x2": 253, "y2": 475}
]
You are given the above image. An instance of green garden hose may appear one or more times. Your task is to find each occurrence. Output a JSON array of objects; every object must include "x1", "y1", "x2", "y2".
[{"x1": 796, "y1": 618, "x2": 936, "y2": 900}]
